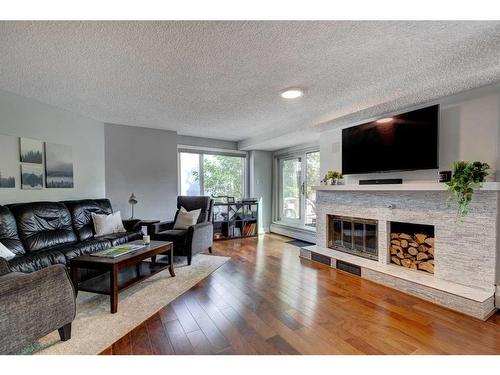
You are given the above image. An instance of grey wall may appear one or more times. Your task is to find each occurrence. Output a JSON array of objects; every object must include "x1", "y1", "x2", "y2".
[
  {"x1": 177, "y1": 135, "x2": 238, "y2": 150},
  {"x1": 0, "y1": 89, "x2": 105, "y2": 204},
  {"x1": 105, "y1": 123, "x2": 178, "y2": 221},
  {"x1": 249, "y1": 150, "x2": 273, "y2": 232},
  {"x1": 320, "y1": 91, "x2": 500, "y2": 182}
]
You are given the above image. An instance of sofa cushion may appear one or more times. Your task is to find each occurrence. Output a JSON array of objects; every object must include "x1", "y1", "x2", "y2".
[
  {"x1": 176, "y1": 196, "x2": 213, "y2": 224},
  {"x1": 92, "y1": 211, "x2": 126, "y2": 237},
  {"x1": 0, "y1": 242, "x2": 16, "y2": 261},
  {"x1": 59, "y1": 238, "x2": 111, "y2": 261},
  {"x1": 8, "y1": 202, "x2": 78, "y2": 253},
  {"x1": 174, "y1": 206, "x2": 201, "y2": 230},
  {"x1": 126, "y1": 230, "x2": 143, "y2": 243},
  {"x1": 101, "y1": 231, "x2": 143, "y2": 247},
  {"x1": 63, "y1": 199, "x2": 113, "y2": 241},
  {"x1": 0, "y1": 205, "x2": 26, "y2": 255},
  {"x1": 7, "y1": 249, "x2": 67, "y2": 273}
]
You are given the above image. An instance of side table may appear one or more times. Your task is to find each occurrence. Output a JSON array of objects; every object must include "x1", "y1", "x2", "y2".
[{"x1": 138, "y1": 220, "x2": 160, "y2": 236}]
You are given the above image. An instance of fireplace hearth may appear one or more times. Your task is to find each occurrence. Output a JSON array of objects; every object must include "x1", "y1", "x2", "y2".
[
  {"x1": 327, "y1": 215, "x2": 378, "y2": 260},
  {"x1": 309, "y1": 186, "x2": 498, "y2": 320},
  {"x1": 389, "y1": 221, "x2": 435, "y2": 274}
]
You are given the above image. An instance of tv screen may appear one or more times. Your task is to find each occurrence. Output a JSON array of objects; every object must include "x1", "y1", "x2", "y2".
[{"x1": 342, "y1": 105, "x2": 439, "y2": 174}]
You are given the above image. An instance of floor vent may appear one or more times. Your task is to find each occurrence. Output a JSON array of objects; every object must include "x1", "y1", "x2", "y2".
[
  {"x1": 311, "y1": 252, "x2": 331, "y2": 266},
  {"x1": 336, "y1": 260, "x2": 361, "y2": 276}
]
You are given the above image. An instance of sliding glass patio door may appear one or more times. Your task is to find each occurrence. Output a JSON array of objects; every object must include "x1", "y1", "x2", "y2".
[
  {"x1": 277, "y1": 150, "x2": 320, "y2": 228},
  {"x1": 279, "y1": 157, "x2": 303, "y2": 224}
]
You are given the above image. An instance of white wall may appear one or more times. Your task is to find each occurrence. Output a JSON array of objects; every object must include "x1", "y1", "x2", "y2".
[
  {"x1": 0, "y1": 89, "x2": 105, "y2": 204},
  {"x1": 104, "y1": 123, "x2": 178, "y2": 221},
  {"x1": 320, "y1": 92, "x2": 500, "y2": 183}
]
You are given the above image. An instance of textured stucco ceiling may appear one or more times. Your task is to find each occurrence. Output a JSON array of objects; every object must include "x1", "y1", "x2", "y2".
[{"x1": 0, "y1": 21, "x2": 499, "y2": 150}]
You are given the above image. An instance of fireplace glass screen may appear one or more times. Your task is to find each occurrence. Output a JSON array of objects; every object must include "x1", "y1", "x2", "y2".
[{"x1": 328, "y1": 215, "x2": 378, "y2": 260}]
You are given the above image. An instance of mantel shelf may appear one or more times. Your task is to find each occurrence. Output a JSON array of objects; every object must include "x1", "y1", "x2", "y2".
[{"x1": 313, "y1": 182, "x2": 500, "y2": 192}]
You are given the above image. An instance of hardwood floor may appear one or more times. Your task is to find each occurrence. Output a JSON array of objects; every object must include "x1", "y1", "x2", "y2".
[{"x1": 102, "y1": 234, "x2": 500, "y2": 355}]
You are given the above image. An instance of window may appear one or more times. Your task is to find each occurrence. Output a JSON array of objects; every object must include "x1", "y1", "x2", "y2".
[
  {"x1": 179, "y1": 152, "x2": 201, "y2": 196},
  {"x1": 179, "y1": 150, "x2": 246, "y2": 198},
  {"x1": 276, "y1": 149, "x2": 320, "y2": 228}
]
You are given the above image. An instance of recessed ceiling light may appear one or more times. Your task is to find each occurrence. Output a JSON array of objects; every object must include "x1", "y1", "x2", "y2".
[
  {"x1": 281, "y1": 88, "x2": 303, "y2": 99},
  {"x1": 376, "y1": 117, "x2": 393, "y2": 123}
]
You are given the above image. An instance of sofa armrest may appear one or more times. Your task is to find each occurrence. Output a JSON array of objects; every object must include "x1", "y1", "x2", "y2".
[
  {"x1": 151, "y1": 221, "x2": 175, "y2": 236},
  {"x1": 0, "y1": 258, "x2": 10, "y2": 277},
  {"x1": 122, "y1": 219, "x2": 142, "y2": 232},
  {"x1": 187, "y1": 222, "x2": 213, "y2": 252},
  {"x1": 0, "y1": 265, "x2": 76, "y2": 354}
]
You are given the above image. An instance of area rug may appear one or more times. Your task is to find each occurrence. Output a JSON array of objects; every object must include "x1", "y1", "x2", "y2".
[{"x1": 19, "y1": 253, "x2": 229, "y2": 355}]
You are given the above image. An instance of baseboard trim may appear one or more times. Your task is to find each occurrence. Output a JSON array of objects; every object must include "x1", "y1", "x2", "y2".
[{"x1": 270, "y1": 223, "x2": 316, "y2": 243}]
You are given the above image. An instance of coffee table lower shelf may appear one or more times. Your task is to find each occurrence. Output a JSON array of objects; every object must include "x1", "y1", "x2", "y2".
[{"x1": 78, "y1": 261, "x2": 172, "y2": 295}]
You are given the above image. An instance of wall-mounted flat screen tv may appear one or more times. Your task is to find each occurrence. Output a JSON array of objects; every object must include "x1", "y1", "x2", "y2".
[{"x1": 342, "y1": 105, "x2": 439, "y2": 174}]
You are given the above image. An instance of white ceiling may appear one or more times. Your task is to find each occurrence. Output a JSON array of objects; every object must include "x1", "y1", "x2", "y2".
[{"x1": 0, "y1": 21, "x2": 499, "y2": 150}]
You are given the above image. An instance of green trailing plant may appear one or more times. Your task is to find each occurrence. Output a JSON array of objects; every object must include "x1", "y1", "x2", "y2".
[
  {"x1": 324, "y1": 170, "x2": 343, "y2": 184},
  {"x1": 446, "y1": 161, "x2": 490, "y2": 219}
]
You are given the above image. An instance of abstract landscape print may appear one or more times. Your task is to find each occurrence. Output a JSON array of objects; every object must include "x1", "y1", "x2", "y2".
[
  {"x1": 0, "y1": 134, "x2": 17, "y2": 188},
  {"x1": 20, "y1": 137, "x2": 43, "y2": 164},
  {"x1": 45, "y1": 143, "x2": 74, "y2": 188},
  {"x1": 21, "y1": 164, "x2": 43, "y2": 190}
]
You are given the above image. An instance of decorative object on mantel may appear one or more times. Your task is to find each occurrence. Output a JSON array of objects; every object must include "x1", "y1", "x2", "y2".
[
  {"x1": 324, "y1": 170, "x2": 343, "y2": 185},
  {"x1": 19, "y1": 137, "x2": 43, "y2": 164},
  {"x1": 128, "y1": 193, "x2": 138, "y2": 219},
  {"x1": 45, "y1": 143, "x2": 74, "y2": 188},
  {"x1": 438, "y1": 170, "x2": 452, "y2": 183},
  {"x1": 446, "y1": 161, "x2": 490, "y2": 219}
]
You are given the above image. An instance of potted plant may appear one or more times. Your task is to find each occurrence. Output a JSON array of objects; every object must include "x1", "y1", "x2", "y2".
[
  {"x1": 446, "y1": 161, "x2": 490, "y2": 219},
  {"x1": 324, "y1": 170, "x2": 343, "y2": 185}
]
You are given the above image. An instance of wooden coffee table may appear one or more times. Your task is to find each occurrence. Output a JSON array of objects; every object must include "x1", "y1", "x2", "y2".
[{"x1": 70, "y1": 240, "x2": 174, "y2": 313}]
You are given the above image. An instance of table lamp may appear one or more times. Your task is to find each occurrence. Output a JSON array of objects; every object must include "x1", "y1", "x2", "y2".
[{"x1": 128, "y1": 193, "x2": 138, "y2": 219}]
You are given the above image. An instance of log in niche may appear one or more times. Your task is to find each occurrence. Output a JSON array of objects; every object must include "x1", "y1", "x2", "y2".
[{"x1": 390, "y1": 232, "x2": 434, "y2": 274}]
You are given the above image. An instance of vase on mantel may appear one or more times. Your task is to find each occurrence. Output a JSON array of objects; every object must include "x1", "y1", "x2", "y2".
[{"x1": 329, "y1": 178, "x2": 345, "y2": 185}]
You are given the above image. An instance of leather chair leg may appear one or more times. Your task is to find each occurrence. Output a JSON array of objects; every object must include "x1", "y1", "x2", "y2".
[
  {"x1": 187, "y1": 254, "x2": 192, "y2": 266},
  {"x1": 208, "y1": 246, "x2": 212, "y2": 253}
]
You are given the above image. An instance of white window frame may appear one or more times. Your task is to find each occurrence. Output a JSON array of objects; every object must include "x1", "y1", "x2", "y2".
[
  {"x1": 177, "y1": 145, "x2": 247, "y2": 198},
  {"x1": 273, "y1": 146, "x2": 320, "y2": 230}
]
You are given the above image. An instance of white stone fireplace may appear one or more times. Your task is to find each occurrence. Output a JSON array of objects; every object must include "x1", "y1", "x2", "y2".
[{"x1": 300, "y1": 183, "x2": 500, "y2": 320}]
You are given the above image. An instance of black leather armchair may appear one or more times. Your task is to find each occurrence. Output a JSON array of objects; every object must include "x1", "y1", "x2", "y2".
[{"x1": 151, "y1": 196, "x2": 214, "y2": 265}]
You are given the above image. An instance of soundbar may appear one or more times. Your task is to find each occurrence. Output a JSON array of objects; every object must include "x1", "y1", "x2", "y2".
[{"x1": 359, "y1": 178, "x2": 403, "y2": 185}]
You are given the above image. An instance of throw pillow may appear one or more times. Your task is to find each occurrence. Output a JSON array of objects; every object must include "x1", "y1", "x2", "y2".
[
  {"x1": 92, "y1": 211, "x2": 126, "y2": 237},
  {"x1": 0, "y1": 242, "x2": 15, "y2": 261},
  {"x1": 173, "y1": 206, "x2": 201, "y2": 230}
]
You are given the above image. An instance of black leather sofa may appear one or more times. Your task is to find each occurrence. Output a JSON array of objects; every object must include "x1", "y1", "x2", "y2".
[{"x1": 0, "y1": 199, "x2": 143, "y2": 275}]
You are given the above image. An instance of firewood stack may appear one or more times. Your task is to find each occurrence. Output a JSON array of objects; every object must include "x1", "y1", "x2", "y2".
[{"x1": 389, "y1": 232, "x2": 434, "y2": 274}]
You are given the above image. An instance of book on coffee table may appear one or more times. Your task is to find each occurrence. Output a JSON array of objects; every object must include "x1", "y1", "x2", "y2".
[{"x1": 90, "y1": 244, "x2": 145, "y2": 258}]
